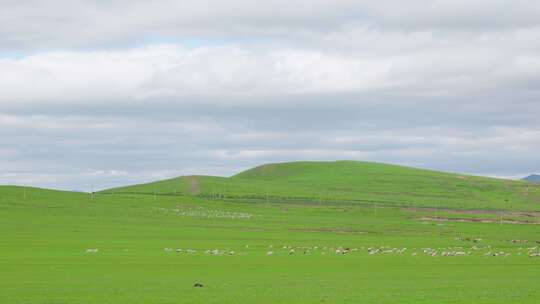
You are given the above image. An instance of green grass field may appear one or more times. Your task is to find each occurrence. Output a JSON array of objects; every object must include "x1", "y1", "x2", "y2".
[{"x1": 2, "y1": 161, "x2": 539, "y2": 303}]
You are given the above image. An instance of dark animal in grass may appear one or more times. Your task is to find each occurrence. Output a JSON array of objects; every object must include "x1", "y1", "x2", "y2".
[{"x1": 194, "y1": 282, "x2": 204, "y2": 288}]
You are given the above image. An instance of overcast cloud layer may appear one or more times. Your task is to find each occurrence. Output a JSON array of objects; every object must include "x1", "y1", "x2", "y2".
[{"x1": 1, "y1": 0, "x2": 539, "y2": 190}]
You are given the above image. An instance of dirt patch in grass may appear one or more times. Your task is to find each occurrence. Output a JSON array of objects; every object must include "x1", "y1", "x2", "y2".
[
  {"x1": 403, "y1": 207, "x2": 540, "y2": 217},
  {"x1": 183, "y1": 176, "x2": 201, "y2": 195},
  {"x1": 288, "y1": 227, "x2": 368, "y2": 234},
  {"x1": 419, "y1": 216, "x2": 540, "y2": 225}
]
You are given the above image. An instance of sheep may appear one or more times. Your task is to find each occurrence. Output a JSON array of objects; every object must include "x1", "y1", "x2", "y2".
[
  {"x1": 368, "y1": 248, "x2": 380, "y2": 255},
  {"x1": 266, "y1": 251, "x2": 274, "y2": 256},
  {"x1": 85, "y1": 249, "x2": 98, "y2": 253}
]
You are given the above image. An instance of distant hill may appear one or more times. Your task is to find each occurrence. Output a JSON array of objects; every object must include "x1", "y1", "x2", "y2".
[
  {"x1": 523, "y1": 174, "x2": 540, "y2": 183},
  {"x1": 101, "y1": 160, "x2": 540, "y2": 210}
]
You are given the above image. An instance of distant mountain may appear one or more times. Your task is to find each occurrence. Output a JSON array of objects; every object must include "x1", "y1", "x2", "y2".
[{"x1": 523, "y1": 174, "x2": 540, "y2": 183}]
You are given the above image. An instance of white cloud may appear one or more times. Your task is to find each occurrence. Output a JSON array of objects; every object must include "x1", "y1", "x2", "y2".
[
  {"x1": 0, "y1": 45, "x2": 396, "y2": 105},
  {"x1": 1, "y1": 1, "x2": 539, "y2": 190},
  {"x1": 3, "y1": 1, "x2": 540, "y2": 51},
  {"x1": 3, "y1": 30, "x2": 540, "y2": 107}
]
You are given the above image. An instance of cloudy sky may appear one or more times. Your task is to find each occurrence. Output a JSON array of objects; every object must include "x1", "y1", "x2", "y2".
[{"x1": 1, "y1": 0, "x2": 539, "y2": 190}]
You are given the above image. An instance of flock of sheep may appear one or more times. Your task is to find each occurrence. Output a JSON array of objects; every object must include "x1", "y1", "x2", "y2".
[
  {"x1": 83, "y1": 245, "x2": 540, "y2": 258},
  {"x1": 147, "y1": 244, "x2": 540, "y2": 258},
  {"x1": 85, "y1": 237, "x2": 540, "y2": 258},
  {"x1": 153, "y1": 206, "x2": 255, "y2": 219}
]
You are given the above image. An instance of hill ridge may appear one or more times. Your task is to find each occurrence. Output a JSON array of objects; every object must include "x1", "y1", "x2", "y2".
[
  {"x1": 523, "y1": 174, "x2": 540, "y2": 183},
  {"x1": 100, "y1": 160, "x2": 540, "y2": 211}
]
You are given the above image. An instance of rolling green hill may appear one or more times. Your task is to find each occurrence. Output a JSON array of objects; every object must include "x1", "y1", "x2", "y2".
[{"x1": 103, "y1": 161, "x2": 540, "y2": 211}]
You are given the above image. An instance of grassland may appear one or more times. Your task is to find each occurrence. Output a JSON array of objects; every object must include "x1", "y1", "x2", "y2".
[{"x1": 1, "y1": 161, "x2": 540, "y2": 303}]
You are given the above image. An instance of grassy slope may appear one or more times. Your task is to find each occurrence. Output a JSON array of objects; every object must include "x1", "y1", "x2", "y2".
[
  {"x1": 104, "y1": 161, "x2": 540, "y2": 211},
  {"x1": 1, "y1": 185, "x2": 540, "y2": 303}
]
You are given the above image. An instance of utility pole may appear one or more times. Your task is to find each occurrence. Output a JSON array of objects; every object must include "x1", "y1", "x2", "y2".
[
  {"x1": 90, "y1": 185, "x2": 94, "y2": 200},
  {"x1": 500, "y1": 198, "x2": 509, "y2": 226}
]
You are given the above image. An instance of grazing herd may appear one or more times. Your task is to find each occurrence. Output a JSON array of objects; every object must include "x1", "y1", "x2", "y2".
[
  {"x1": 84, "y1": 239, "x2": 540, "y2": 258},
  {"x1": 153, "y1": 206, "x2": 255, "y2": 219},
  {"x1": 157, "y1": 243, "x2": 540, "y2": 258}
]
